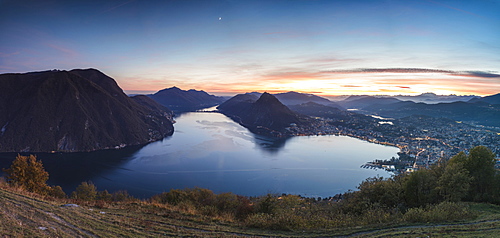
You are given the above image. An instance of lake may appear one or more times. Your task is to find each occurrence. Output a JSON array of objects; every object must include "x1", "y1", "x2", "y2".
[{"x1": 0, "y1": 112, "x2": 398, "y2": 198}]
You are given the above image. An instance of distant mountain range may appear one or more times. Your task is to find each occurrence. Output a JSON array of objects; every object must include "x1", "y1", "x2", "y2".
[
  {"x1": 393, "y1": 93, "x2": 478, "y2": 104},
  {"x1": 337, "y1": 96, "x2": 402, "y2": 109},
  {"x1": 288, "y1": 102, "x2": 351, "y2": 121},
  {"x1": 237, "y1": 91, "x2": 343, "y2": 109},
  {"x1": 335, "y1": 93, "x2": 478, "y2": 105},
  {"x1": 0, "y1": 69, "x2": 174, "y2": 152},
  {"x1": 227, "y1": 91, "x2": 500, "y2": 130},
  {"x1": 274, "y1": 92, "x2": 343, "y2": 108},
  {"x1": 469, "y1": 93, "x2": 500, "y2": 104},
  {"x1": 364, "y1": 100, "x2": 500, "y2": 127},
  {"x1": 334, "y1": 93, "x2": 500, "y2": 127},
  {"x1": 218, "y1": 93, "x2": 307, "y2": 136},
  {"x1": 148, "y1": 87, "x2": 225, "y2": 112}
]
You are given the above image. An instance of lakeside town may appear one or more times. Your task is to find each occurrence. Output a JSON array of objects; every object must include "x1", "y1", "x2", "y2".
[{"x1": 286, "y1": 112, "x2": 500, "y2": 173}]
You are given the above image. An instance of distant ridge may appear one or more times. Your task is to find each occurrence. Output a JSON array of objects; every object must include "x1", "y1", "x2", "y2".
[
  {"x1": 0, "y1": 69, "x2": 174, "y2": 152},
  {"x1": 288, "y1": 102, "x2": 350, "y2": 121},
  {"x1": 361, "y1": 94, "x2": 500, "y2": 127},
  {"x1": 393, "y1": 93, "x2": 478, "y2": 104},
  {"x1": 469, "y1": 93, "x2": 500, "y2": 105},
  {"x1": 148, "y1": 87, "x2": 225, "y2": 112},
  {"x1": 274, "y1": 91, "x2": 344, "y2": 109},
  {"x1": 337, "y1": 96, "x2": 402, "y2": 109},
  {"x1": 223, "y1": 91, "x2": 343, "y2": 109},
  {"x1": 218, "y1": 93, "x2": 306, "y2": 137}
]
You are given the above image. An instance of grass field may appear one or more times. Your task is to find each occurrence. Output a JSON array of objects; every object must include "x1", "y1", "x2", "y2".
[{"x1": 2, "y1": 187, "x2": 500, "y2": 237}]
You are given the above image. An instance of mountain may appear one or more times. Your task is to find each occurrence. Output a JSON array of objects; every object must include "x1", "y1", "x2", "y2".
[
  {"x1": 469, "y1": 93, "x2": 500, "y2": 105},
  {"x1": 130, "y1": 95, "x2": 174, "y2": 122},
  {"x1": 0, "y1": 69, "x2": 174, "y2": 152},
  {"x1": 215, "y1": 93, "x2": 259, "y2": 115},
  {"x1": 148, "y1": 87, "x2": 225, "y2": 112},
  {"x1": 218, "y1": 93, "x2": 306, "y2": 136},
  {"x1": 288, "y1": 102, "x2": 349, "y2": 120},
  {"x1": 393, "y1": 93, "x2": 478, "y2": 104},
  {"x1": 274, "y1": 91, "x2": 343, "y2": 109},
  {"x1": 364, "y1": 100, "x2": 500, "y2": 127},
  {"x1": 337, "y1": 96, "x2": 402, "y2": 109},
  {"x1": 222, "y1": 91, "x2": 344, "y2": 109},
  {"x1": 342, "y1": 95, "x2": 370, "y2": 101}
]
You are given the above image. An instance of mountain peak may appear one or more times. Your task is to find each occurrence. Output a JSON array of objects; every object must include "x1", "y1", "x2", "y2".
[
  {"x1": 255, "y1": 92, "x2": 282, "y2": 105},
  {"x1": 158, "y1": 86, "x2": 181, "y2": 92},
  {"x1": 218, "y1": 92, "x2": 305, "y2": 137},
  {"x1": 420, "y1": 92, "x2": 437, "y2": 97}
]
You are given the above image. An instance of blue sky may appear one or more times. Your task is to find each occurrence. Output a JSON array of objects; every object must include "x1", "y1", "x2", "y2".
[{"x1": 1, "y1": 0, "x2": 499, "y2": 96}]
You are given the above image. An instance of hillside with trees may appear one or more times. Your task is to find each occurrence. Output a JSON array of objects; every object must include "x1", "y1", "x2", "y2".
[{"x1": 1, "y1": 146, "x2": 500, "y2": 236}]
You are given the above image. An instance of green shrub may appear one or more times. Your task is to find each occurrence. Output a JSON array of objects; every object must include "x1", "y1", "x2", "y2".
[
  {"x1": 255, "y1": 194, "x2": 278, "y2": 214},
  {"x1": 245, "y1": 212, "x2": 307, "y2": 231},
  {"x1": 186, "y1": 187, "x2": 216, "y2": 206},
  {"x1": 167, "y1": 189, "x2": 189, "y2": 205},
  {"x1": 150, "y1": 189, "x2": 187, "y2": 205},
  {"x1": 112, "y1": 190, "x2": 133, "y2": 202},
  {"x1": 47, "y1": 185, "x2": 66, "y2": 199},
  {"x1": 358, "y1": 176, "x2": 405, "y2": 208},
  {"x1": 200, "y1": 205, "x2": 218, "y2": 216},
  {"x1": 97, "y1": 190, "x2": 112, "y2": 201},
  {"x1": 358, "y1": 205, "x2": 401, "y2": 225},
  {"x1": 71, "y1": 181, "x2": 97, "y2": 201},
  {"x1": 235, "y1": 195, "x2": 254, "y2": 219},
  {"x1": 215, "y1": 192, "x2": 239, "y2": 212},
  {"x1": 403, "y1": 202, "x2": 477, "y2": 223}
]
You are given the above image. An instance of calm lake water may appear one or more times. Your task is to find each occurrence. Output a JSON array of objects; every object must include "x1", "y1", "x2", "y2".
[{"x1": 0, "y1": 112, "x2": 398, "y2": 198}]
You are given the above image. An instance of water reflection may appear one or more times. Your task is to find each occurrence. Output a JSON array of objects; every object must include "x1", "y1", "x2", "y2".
[
  {"x1": 0, "y1": 145, "x2": 143, "y2": 193},
  {"x1": 0, "y1": 112, "x2": 399, "y2": 198},
  {"x1": 252, "y1": 135, "x2": 289, "y2": 154},
  {"x1": 193, "y1": 112, "x2": 290, "y2": 154}
]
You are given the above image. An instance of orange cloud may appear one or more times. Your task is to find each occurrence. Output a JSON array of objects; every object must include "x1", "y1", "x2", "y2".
[{"x1": 118, "y1": 67, "x2": 500, "y2": 97}]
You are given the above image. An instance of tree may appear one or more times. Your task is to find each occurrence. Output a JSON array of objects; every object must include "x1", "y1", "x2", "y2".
[
  {"x1": 112, "y1": 190, "x2": 132, "y2": 202},
  {"x1": 436, "y1": 162, "x2": 472, "y2": 202},
  {"x1": 357, "y1": 176, "x2": 405, "y2": 208},
  {"x1": 71, "y1": 181, "x2": 97, "y2": 200},
  {"x1": 448, "y1": 151, "x2": 467, "y2": 166},
  {"x1": 97, "y1": 190, "x2": 113, "y2": 201},
  {"x1": 256, "y1": 194, "x2": 278, "y2": 214},
  {"x1": 48, "y1": 185, "x2": 67, "y2": 199},
  {"x1": 3, "y1": 154, "x2": 49, "y2": 194},
  {"x1": 404, "y1": 169, "x2": 438, "y2": 207},
  {"x1": 464, "y1": 146, "x2": 496, "y2": 200}
]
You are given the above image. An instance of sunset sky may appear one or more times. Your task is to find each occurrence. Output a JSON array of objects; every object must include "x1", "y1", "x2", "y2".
[{"x1": 1, "y1": 0, "x2": 499, "y2": 96}]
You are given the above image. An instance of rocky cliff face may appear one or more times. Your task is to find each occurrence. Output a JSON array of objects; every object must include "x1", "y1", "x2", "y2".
[
  {"x1": 218, "y1": 92, "x2": 305, "y2": 137},
  {"x1": 0, "y1": 69, "x2": 174, "y2": 152}
]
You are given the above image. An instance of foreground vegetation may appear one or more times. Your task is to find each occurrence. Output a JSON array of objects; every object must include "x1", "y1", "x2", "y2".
[
  {"x1": 2, "y1": 183, "x2": 500, "y2": 237},
  {"x1": 1, "y1": 146, "x2": 500, "y2": 236}
]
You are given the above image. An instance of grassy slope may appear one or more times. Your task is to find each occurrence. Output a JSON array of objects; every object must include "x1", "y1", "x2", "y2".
[{"x1": 1, "y1": 187, "x2": 500, "y2": 237}]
